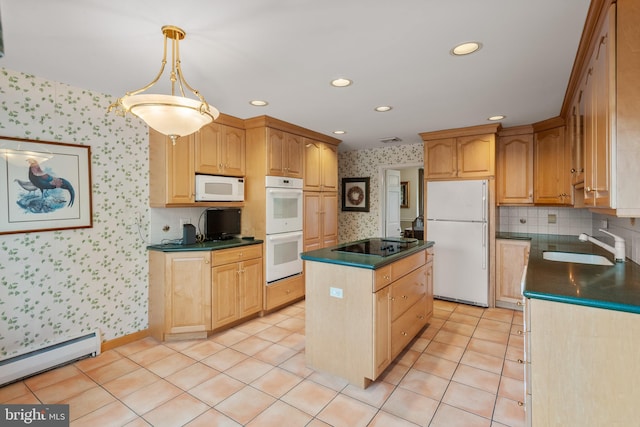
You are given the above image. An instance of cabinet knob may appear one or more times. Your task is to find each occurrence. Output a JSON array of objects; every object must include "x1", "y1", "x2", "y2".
[
  {"x1": 517, "y1": 330, "x2": 523, "y2": 335},
  {"x1": 517, "y1": 359, "x2": 525, "y2": 364},
  {"x1": 516, "y1": 300, "x2": 525, "y2": 306},
  {"x1": 401, "y1": 331, "x2": 408, "y2": 336},
  {"x1": 384, "y1": 275, "x2": 390, "y2": 280},
  {"x1": 390, "y1": 296, "x2": 396, "y2": 301},
  {"x1": 402, "y1": 295, "x2": 408, "y2": 300},
  {"x1": 205, "y1": 259, "x2": 209, "y2": 264},
  {"x1": 517, "y1": 401, "x2": 524, "y2": 407},
  {"x1": 417, "y1": 314, "x2": 424, "y2": 320},
  {"x1": 570, "y1": 168, "x2": 577, "y2": 173}
]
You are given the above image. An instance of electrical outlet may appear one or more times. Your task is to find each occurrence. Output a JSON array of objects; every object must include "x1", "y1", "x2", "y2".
[
  {"x1": 548, "y1": 214, "x2": 557, "y2": 224},
  {"x1": 180, "y1": 218, "x2": 191, "y2": 228}
]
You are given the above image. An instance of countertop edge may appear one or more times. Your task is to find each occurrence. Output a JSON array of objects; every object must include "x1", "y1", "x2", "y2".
[
  {"x1": 523, "y1": 290, "x2": 640, "y2": 314},
  {"x1": 147, "y1": 239, "x2": 263, "y2": 252}
]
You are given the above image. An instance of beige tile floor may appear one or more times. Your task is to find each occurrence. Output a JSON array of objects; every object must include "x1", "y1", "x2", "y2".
[{"x1": 0, "y1": 300, "x2": 525, "y2": 426}]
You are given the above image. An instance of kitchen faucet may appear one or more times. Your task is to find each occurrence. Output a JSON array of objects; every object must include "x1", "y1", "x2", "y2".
[{"x1": 578, "y1": 229, "x2": 626, "y2": 262}]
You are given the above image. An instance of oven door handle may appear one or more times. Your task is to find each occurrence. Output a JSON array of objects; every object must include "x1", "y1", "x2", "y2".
[
  {"x1": 267, "y1": 232, "x2": 303, "y2": 242},
  {"x1": 267, "y1": 188, "x2": 303, "y2": 197}
]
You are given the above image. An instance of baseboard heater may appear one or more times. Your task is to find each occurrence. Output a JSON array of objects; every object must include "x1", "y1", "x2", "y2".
[{"x1": 0, "y1": 329, "x2": 101, "y2": 386}]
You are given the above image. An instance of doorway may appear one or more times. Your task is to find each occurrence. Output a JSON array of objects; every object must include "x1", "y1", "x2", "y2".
[{"x1": 378, "y1": 162, "x2": 424, "y2": 237}]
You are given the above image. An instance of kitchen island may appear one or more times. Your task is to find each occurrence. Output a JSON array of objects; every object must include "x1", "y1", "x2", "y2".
[{"x1": 301, "y1": 238, "x2": 435, "y2": 388}]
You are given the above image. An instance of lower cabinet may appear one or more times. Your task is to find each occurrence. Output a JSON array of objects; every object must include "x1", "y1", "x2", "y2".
[
  {"x1": 148, "y1": 244, "x2": 263, "y2": 341},
  {"x1": 149, "y1": 251, "x2": 212, "y2": 341},
  {"x1": 525, "y1": 298, "x2": 640, "y2": 426},
  {"x1": 211, "y1": 245, "x2": 263, "y2": 329},
  {"x1": 264, "y1": 274, "x2": 305, "y2": 311},
  {"x1": 305, "y1": 247, "x2": 434, "y2": 388},
  {"x1": 495, "y1": 239, "x2": 530, "y2": 309}
]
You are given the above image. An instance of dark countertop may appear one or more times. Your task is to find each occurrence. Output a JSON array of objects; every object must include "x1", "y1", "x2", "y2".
[
  {"x1": 147, "y1": 238, "x2": 263, "y2": 252},
  {"x1": 498, "y1": 232, "x2": 640, "y2": 314},
  {"x1": 301, "y1": 238, "x2": 435, "y2": 270}
]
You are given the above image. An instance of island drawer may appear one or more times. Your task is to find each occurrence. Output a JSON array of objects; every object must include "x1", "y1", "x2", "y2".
[
  {"x1": 390, "y1": 265, "x2": 427, "y2": 320},
  {"x1": 373, "y1": 250, "x2": 426, "y2": 292},
  {"x1": 391, "y1": 295, "x2": 428, "y2": 357},
  {"x1": 211, "y1": 244, "x2": 262, "y2": 266}
]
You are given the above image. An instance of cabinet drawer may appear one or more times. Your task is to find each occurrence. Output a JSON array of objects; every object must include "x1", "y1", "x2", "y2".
[
  {"x1": 265, "y1": 274, "x2": 305, "y2": 311},
  {"x1": 212, "y1": 244, "x2": 262, "y2": 266},
  {"x1": 390, "y1": 265, "x2": 427, "y2": 320},
  {"x1": 373, "y1": 250, "x2": 426, "y2": 292},
  {"x1": 391, "y1": 295, "x2": 428, "y2": 357}
]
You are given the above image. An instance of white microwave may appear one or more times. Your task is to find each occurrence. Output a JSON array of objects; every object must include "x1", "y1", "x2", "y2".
[{"x1": 195, "y1": 175, "x2": 244, "y2": 202}]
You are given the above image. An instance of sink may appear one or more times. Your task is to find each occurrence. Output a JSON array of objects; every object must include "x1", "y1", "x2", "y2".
[{"x1": 542, "y1": 251, "x2": 614, "y2": 266}]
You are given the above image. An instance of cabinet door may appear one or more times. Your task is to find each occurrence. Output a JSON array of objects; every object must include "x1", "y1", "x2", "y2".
[
  {"x1": 584, "y1": 18, "x2": 612, "y2": 208},
  {"x1": 497, "y1": 134, "x2": 533, "y2": 204},
  {"x1": 285, "y1": 133, "x2": 304, "y2": 178},
  {"x1": 166, "y1": 252, "x2": 211, "y2": 334},
  {"x1": 425, "y1": 250, "x2": 434, "y2": 318},
  {"x1": 425, "y1": 138, "x2": 457, "y2": 179},
  {"x1": 321, "y1": 193, "x2": 339, "y2": 248},
  {"x1": 303, "y1": 140, "x2": 322, "y2": 191},
  {"x1": 373, "y1": 286, "x2": 391, "y2": 378},
  {"x1": 195, "y1": 122, "x2": 223, "y2": 175},
  {"x1": 239, "y1": 258, "x2": 263, "y2": 317},
  {"x1": 321, "y1": 143, "x2": 338, "y2": 191},
  {"x1": 222, "y1": 126, "x2": 246, "y2": 177},
  {"x1": 534, "y1": 127, "x2": 571, "y2": 205},
  {"x1": 495, "y1": 239, "x2": 530, "y2": 307},
  {"x1": 212, "y1": 263, "x2": 239, "y2": 329},
  {"x1": 457, "y1": 134, "x2": 495, "y2": 178},
  {"x1": 303, "y1": 192, "x2": 322, "y2": 252},
  {"x1": 267, "y1": 128, "x2": 286, "y2": 176},
  {"x1": 569, "y1": 89, "x2": 585, "y2": 187},
  {"x1": 166, "y1": 134, "x2": 196, "y2": 204}
]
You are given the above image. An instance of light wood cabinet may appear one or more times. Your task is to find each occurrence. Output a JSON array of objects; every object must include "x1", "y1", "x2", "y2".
[
  {"x1": 266, "y1": 128, "x2": 304, "y2": 178},
  {"x1": 420, "y1": 124, "x2": 499, "y2": 180},
  {"x1": 497, "y1": 127, "x2": 534, "y2": 205},
  {"x1": 211, "y1": 244, "x2": 263, "y2": 330},
  {"x1": 303, "y1": 192, "x2": 338, "y2": 252},
  {"x1": 303, "y1": 139, "x2": 338, "y2": 191},
  {"x1": 149, "y1": 114, "x2": 246, "y2": 207},
  {"x1": 148, "y1": 250, "x2": 212, "y2": 341},
  {"x1": 562, "y1": 2, "x2": 640, "y2": 216},
  {"x1": 149, "y1": 130, "x2": 196, "y2": 206},
  {"x1": 495, "y1": 239, "x2": 530, "y2": 309},
  {"x1": 526, "y1": 298, "x2": 640, "y2": 426},
  {"x1": 582, "y1": 6, "x2": 613, "y2": 208},
  {"x1": 305, "y1": 248, "x2": 432, "y2": 388},
  {"x1": 533, "y1": 124, "x2": 572, "y2": 205},
  {"x1": 148, "y1": 244, "x2": 263, "y2": 341},
  {"x1": 195, "y1": 122, "x2": 246, "y2": 177}
]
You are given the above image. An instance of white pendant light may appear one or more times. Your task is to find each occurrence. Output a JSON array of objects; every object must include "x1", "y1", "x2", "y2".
[{"x1": 108, "y1": 26, "x2": 219, "y2": 142}]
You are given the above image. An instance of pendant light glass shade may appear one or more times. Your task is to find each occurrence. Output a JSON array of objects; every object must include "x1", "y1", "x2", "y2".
[{"x1": 109, "y1": 26, "x2": 218, "y2": 139}]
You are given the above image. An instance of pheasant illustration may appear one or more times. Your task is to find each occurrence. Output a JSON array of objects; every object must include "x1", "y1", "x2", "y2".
[{"x1": 27, "y1": 159, "x2": 75, "y2": 207}]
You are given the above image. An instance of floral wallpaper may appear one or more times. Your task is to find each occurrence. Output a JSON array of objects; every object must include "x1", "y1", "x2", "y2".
[
  {"x1": 0, "y1": 68, "x2": 149, "y2": 357},
  {"x1": 338, "y1": 143, "x2": 423, "y2": 243}
]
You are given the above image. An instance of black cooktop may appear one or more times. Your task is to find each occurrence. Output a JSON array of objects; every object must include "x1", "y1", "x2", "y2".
[{"x1": 332, "y1": 237, "x2": 418, "y2": 257}]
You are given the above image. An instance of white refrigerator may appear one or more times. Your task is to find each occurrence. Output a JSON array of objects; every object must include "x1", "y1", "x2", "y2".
[{"x1": 426, "y1": 180, "x2": 489, "y2": 307}]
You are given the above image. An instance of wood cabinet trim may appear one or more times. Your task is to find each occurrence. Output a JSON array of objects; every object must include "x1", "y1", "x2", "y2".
[
  {"x1": 419, "y1": 123, "x2": 501, "y2": 140},
  {"x1": 244, "y1": 115, "x2": 341, "y2": 145}
]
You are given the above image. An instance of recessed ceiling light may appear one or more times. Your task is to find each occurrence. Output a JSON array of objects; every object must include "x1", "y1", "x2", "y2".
[
  {"x1": 333, "y1": 130, "x2": 346, "y2": 135},
  {"x1": 488, "y1": 115, "x2": 506, "y2": 121},
  {"x1": 451, "y1": 42, "x2": 482, "y2": 56},
  {"x1": 249, "y1": 100, "x2": 269, "y2": 106},
  {"x1": 375, "y1": 106, "x2": 393, "y2": 112},
  {"x1": 330, "y1": 78, "x2": 353, "y2": 87}
]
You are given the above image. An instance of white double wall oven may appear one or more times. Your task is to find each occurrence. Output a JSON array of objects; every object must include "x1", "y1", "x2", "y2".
[{"x1": 265, "y1": 176, "x2": 304, "y2": 283}]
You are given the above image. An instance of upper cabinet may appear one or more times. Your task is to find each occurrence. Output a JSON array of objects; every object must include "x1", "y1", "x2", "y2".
[
  {"x1": 496, "y1": 126, "x2": 534, "y2": 205},
  {"x1": 195, "y1": 122, "x2": 246, "y2": 177},
  {"x1": 420, "y1": 124, "x2": 500, "y2": 180},
  {"x1": 303, "y1": 139, "x2": 338, "y2": 191},
  {"x1": 562, "y1": 1, "x2": 640, "y2": 216},
  {"x1": 266, "y1": 128, "x2": 304, "y2": 178},
  {"x1": 149, "y1": 114, "x2": 246, "y2": 207},
  {"x1": 533, "y1": 121, "x2": 572, "y2": 205}
]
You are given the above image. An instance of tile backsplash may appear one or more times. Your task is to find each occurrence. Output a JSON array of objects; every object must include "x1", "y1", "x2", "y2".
[{"x1": 498, "y1": 206, "x2": 640, "y2": 264}]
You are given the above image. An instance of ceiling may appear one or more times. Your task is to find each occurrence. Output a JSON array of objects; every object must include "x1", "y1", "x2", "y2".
[{"x1": 0, "y1": 0, "x2": 591, "y2": 152}]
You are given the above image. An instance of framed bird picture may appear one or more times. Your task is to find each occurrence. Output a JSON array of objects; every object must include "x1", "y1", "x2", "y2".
[{"x1": 0, "y1": 136, "x2": 92, "y2": 235}]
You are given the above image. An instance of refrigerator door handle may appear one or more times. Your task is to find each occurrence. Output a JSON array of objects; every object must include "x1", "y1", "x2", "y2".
[
  {"x1": 482, "y1": 181, "x2": 487, "y2": 222},
  {"x1": 482, "y1": 222, "x2": 488, "y2": 269}
]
